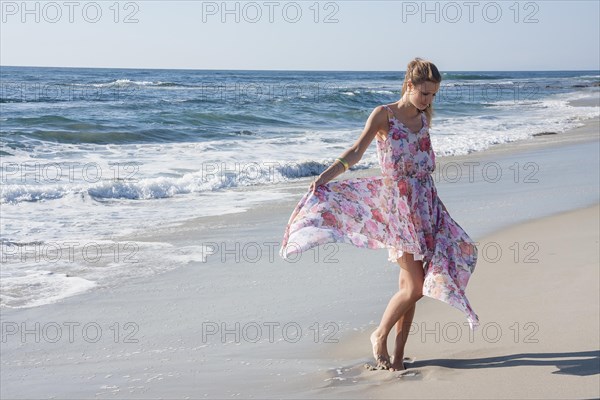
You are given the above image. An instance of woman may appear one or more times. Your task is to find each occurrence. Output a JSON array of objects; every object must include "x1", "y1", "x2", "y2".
[{"x1": 279, "y1": 58, "x2": 478, "y2": 371}]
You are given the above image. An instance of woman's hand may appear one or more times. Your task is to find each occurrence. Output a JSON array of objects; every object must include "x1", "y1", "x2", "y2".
[{"x1": 310, "y1": 174, "x2": 328, "y2": 194}]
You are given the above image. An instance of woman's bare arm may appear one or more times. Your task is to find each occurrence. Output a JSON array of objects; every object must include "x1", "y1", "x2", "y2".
[{"x1": 310, "y1": 105, "x2": 388, "y2": 193}]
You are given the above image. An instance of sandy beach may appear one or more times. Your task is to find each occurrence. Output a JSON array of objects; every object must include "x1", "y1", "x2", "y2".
[
  {"x1": 1, "y1": 106, "x2": 598, "y2": 398},
  {"x1": 313, "y1": 202, "x2": 599, "y2": 399}
]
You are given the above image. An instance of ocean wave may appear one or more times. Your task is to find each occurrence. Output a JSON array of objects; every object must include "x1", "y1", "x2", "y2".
[
  {"x1": 442, "y1": 73, "x2": 507, "y2": 80},
  {"x1": 0, "y1": 241, "x2": 214, "y2": 309},
  {"x1": 0, "y1": 158, "x2": 376, "y2": 204},
  {"x1": 441, "y1": 80, "x2": 516, "y2": 87},
  {"x1": 0, "y1": 180, "x2": 199, "y2": 203},
  {"x1": 88, "y1": 79, "x2": 188, "y2": 88},
  {"x1": 366, "y1": 90, "x2": 396, "y2": 95},
  {"x1": 0, "y1": 185, "x2": 69, "y2": 203},
  {"x1": 0, "y1": 270, "x2": 97, "y2": 309},
  {"x1": 0, "y1": 98, "x2": 75, "y2": 104}
]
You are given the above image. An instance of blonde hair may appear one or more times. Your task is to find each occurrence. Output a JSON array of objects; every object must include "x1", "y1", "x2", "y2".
[{"x1": 401, "y1": 57, "x2": 442, "y2": 126}]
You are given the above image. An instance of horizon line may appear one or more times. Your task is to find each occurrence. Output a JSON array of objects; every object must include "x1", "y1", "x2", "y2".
[{"x1": 2, "y1": 64, "x2": 599, "y2": 73}]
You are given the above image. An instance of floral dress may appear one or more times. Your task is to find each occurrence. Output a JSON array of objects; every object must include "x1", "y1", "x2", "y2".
[{"x1": 279, "y1": 105, "x2": 479, "y2": 329}]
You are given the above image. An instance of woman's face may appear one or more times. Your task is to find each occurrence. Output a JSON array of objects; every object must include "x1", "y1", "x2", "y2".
[{"x1": 407, "y1": 80, "x2": 440, "y2": 111}]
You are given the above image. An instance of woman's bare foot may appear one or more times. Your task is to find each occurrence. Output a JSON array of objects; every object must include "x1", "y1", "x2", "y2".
[
  {"x1": 370, "y1": 330, "x2": 391, "y2": 369},
  {"x1": 389, "y1": 355, "x2": 406, "y2": 371}
]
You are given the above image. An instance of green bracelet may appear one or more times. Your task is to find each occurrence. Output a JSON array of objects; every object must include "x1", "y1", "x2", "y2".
[{"x1": 336, "y1": 157, "x2": 349, "y2": 171}]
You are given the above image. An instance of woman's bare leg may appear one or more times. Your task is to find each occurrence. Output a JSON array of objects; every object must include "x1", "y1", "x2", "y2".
[
  {"x1": 390, "y1": 304, "x2": 415, "y2": 370},
  {"x1": 370, "y1": 253, "x2": 424, "y2": 369}
]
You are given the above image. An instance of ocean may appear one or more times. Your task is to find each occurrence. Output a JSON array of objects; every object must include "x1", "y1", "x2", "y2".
[{"x1": 1, "y1": 66, "x2": 598, "y2": 308}]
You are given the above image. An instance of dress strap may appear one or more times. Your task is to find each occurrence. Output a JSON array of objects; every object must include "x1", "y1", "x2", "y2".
[{"x1": 381, "y1": 105, "x2": 393, "y2": 123}]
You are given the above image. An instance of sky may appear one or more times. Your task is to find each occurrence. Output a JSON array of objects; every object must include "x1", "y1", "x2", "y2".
[{"x1": 1, "y1": 0, "x2": 599, "y2": 71}]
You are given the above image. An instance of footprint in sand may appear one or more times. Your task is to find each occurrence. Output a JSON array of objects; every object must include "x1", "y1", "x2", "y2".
[
  {"x1": 364, "y1": 357, "x2": 415, "y2": 371},
  {"x1": 397, "y1": 369, "x2": 421, "y2": 378},
  {"x1": 363, "y1": 362, "x2": 389, "y2": 371}
]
